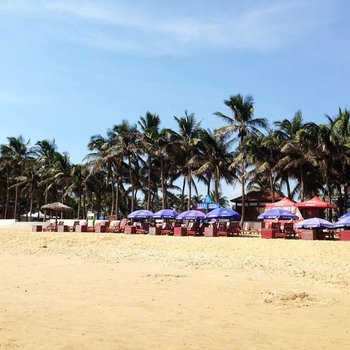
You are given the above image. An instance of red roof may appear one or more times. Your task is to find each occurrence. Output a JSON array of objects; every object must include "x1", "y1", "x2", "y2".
[
  {"x1": 266, "y1": 197, "x2": 296, "y2": 208},
  {"x1": 296, "y1": 196, "x2": 336, "y2": 209}
]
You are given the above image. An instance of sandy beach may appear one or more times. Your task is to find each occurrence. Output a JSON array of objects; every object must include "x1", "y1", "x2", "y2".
[{"x1": 0, "y1": 228, "x2": 349, "y2": 350}]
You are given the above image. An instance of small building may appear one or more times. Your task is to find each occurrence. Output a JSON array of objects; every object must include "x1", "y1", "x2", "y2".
[{"x1": 231, "y1": 191, "x2": 284, "y2": 221}]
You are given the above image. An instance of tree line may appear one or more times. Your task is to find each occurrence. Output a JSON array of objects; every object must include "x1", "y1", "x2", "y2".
[{"x1": 1, "y1": 93, "x2": 349, "y2": 222}]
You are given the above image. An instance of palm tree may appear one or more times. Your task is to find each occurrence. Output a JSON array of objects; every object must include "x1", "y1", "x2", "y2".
[
  {"x1": 0, "y1": 136, "x2": 32, "y2": 219},
  {"x1": 171, "y1": 111, "x2": 202, "y2": 210},
  {"x1": 86, "y1": 132, "x2": 120, "y2": 217},
  {"x1": 195, "y1": 129, "x2": 235, "y2": 203},
  {"x1": 138, "y1": 112, "x2": 161, "y2": 210},
  {"x1": 275, "y1": 112, "x2": 318, "y2": 200},
  {"x1": 331, "y1": 109, "x2": 350, "y2": 213},
  {"x1": 34, "y1": 139, "x2": 58, "y2": 205},
  {"x1": 109, "y1": 120, "x2": 140, "y2": 213},
  {"x1": 244, "y1": 131, "x2": 281, "y2": 202},
  {"x1": 214, "y1": 94, "x2": 268, "y2": 224}
]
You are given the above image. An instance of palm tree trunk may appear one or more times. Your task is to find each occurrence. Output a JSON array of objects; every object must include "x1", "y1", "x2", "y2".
[
  {"x1": 180, "y1": 177, "x2": 186, "y2": 212},
  {"x1": 241, "y1": 175, "x2": 246, "y2": 226},
  {"x1": 161, "y1": 157, "x2": 166, "y2": 209},
  {"x1": 14, "y1": 184, "x2": 18, "y2": 220},
  {"x1": 111, "y1": 182, "x2": 115, "y2": 216},
  {"x1": 187, "y1": 170, "x2": 192, "y2": 210},
  {"x1": 240, "y1": 136, "x2": 246, "y2": 226},
  {"x1": 207, "y1": 176, "x2": 211, "y2": 196},
  {"x1": 337, "y1": 184, "x2": 343, "y2": 216},
  {"x1": 344, "y1": 185, "x2": 349, "y2": 216},
  {"x1": 115, "y1": 181, "x2": 120, "y2": 220},
  {"x1": 285, "y1": 174, "x2": 291, "y2": 198},
  {"x1": 214, "y1": 170, "x2": 219, "y2": 203},
  {"x1": 128, "y1": 155, "x2": 135, "y2": 212},
  {"x1": 269, "y1": 170, "x2": 275, "y2": 202},
  {"x1": 4, "y1": 174, "x2": 9, "y2": 219},
  {"x1": 78, "y1": 195, "x2": 81, "y2": 219},
  {"x1": 147, "y1": 155, "x2": 152, "y2": 210},
  {"x1": 300, "y1": 166, "x2": 305, "y2": 201},
  {"x1": 29, "y1": 184, "x2": 33, "y2": 221}
]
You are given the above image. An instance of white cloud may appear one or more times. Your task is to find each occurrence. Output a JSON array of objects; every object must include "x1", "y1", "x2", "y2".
[{"x1": 0, "y1": 0, "x2": 334, "y2": 55}]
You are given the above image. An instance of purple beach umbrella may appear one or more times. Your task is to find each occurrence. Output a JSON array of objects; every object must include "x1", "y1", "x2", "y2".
[
  {"x1": 128, "y1": 209, "x2": 154, "y2": 219},
  {"x1": 153, "y1": 209, "x2": 179, "y2": 219},
  {"x1": 334, "y1": 215, "x2": 350, "y2": 228},
  {"x1": 176, "y1": 210, "x2": 206, "y2": 220},
  {"x1": 258, "y1": 208, "x2": 299, "y2": 220},
  {"x1": 206, "y1": 207, "x2": 240, "y2": 220},
  {"x1": 338, "y1": 212, "x2": 350, "y2": 220},
  {"x1": 293, "y1": 217, "x2": 334, "y2": 229}
]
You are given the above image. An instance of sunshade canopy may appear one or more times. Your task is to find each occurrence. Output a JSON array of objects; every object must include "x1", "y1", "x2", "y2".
[
  {"x1": 265, "y1": 197, "x2": 296, "y2": 208},
  {"x1": 41, "y1": 202, "x2": 73, "y2": 212},
  {"x1": 296, "y1": 196, "x2": 336, "y2": 209},
  {"x1": 176, "y1": 210, "x2": 206, "y2": 220},
  {"x1": 258, "y1": 208, "x2": 299, "y2": 220},
  {"x1": 153, "y1": 209, "x2": 179, "y2": 219},
  {"x1": 334, "y1": 216, "x2": 350, "y2": 228},
  {"x1": 206, "y1": 207, "x2": 240, "y2": 220},
  {"x1": 338, "y1": 212, "x2": 350, "y2": 220},
  {"x1": 128, "y1": 210, "x2": 154, "y2": 219},
  {"x1": 293, "y1": 217, "x2": 334, "y2": 229}
]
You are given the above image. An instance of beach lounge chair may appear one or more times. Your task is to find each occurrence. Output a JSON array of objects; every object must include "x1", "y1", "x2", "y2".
[
  {"x1": 107, "y1": 220, "x2": 120, "y2": 233},
  {"x1": 136, "y1": 222, "x2": 149, "y2": 234},
  {"x1": 160, "y1": 222, "x2": 173, "y2": 235},
  {"x1": 228, "y1": 222, "x2": 240, "y2": 236},
  {"x1": 272, "y1": 222, "x2": 285, "y2": 238},
  {"x1": 187, "y1": 222, "x2": 200, "y2": 236},
  {"x1": 283, "y1": 222, "x2": 296, "y2": 239},
  {"x1": 217, "y1": 222, "x2": 229, "y2": 237},
  {"x1": 43, "y1": 222, "x2": 57, "y2": 232},
  {"x1": 239, "y1": 222, "x2": 259, "y2": 236},
  {"x1": 116, "y1": 219, "x2": 127, "y2": 233},
  {"x1": 87, "y1": 222, "x2": 108, "y2": 233},
  {"x1": 69, "y1": 220, "x2": 80, "y2": 232}
]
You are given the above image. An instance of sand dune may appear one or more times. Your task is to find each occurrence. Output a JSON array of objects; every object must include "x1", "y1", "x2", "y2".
[{"x1": 0, "y1": 228, "x2": 349, "y2": 349}]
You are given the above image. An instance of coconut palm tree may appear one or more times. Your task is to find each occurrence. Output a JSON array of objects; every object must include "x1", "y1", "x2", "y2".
[
  {"x1": 109, "y1": 120, "x2": 140, "y2": 213},
  {"x1": 171, "y1": 111, "x2": 202, "y2": 210},
  {"x1": 138, "y1": 112, "x2": 161, "y2": 210},
  {"x1": 0, "y1": 136, "x2": 32, "y2": 219},
  {"x1": 214, "y1": 94, "x2": 268, "y2": 224},
  {"x1": 194, "y1": 129, "x2": 235, "y2": 203}
]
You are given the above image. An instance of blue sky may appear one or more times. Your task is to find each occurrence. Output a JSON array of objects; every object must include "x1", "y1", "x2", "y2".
[{"x1": 0, "y1": 0, "x2": 349, "y2": 198}]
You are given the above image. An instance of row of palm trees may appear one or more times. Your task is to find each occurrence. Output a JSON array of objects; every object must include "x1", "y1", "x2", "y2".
[{"x1": 1, "y1": 93, "x2": 350, "y2": 222}]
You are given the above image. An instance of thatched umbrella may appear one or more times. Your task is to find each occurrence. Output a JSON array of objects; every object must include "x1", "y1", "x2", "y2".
[{"x1": 41, "y1": 202, "x2": 73, "y2": 226}]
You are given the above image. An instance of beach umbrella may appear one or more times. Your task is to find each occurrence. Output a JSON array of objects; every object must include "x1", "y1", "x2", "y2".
[
  {"x1": 176, "y1": 210, "x2": 206, "y2": 220},
  {"x1": 334, "y1": 216, "x2": 350, "y2": 228},
  {"x1": 206, "y1": 207, "x2": 240, "y2": 220},
  {"x1": 338, "y1": 212, "x2": 350, "y2": 220},
  {"x1": 293, "y1": 217, "x2": 334, "y2": 229},
  {"x1": 41, "y1": 202, "x2": 73, "y2": 213},
  {"x1": 41, "y1": 202, "x2": 73, "y2": 226},
  {"x1": 258, "y1": 208, "x2": 299, "y2": 220},
  {"x1": 153, "y1": 209, "x2": 179, "y2": 219},
  {"x1": 128, "y1": 209, "x2": 154, "y2": 219}
]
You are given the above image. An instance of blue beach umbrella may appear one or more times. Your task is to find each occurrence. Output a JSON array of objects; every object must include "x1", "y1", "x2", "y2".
[
  {"x1": 153, "y1": 209, "x2": 179, "y2": 219},
  {"x1": 334, "y1": 216, "x2": 350, "y2": 228},
  {"x1": 128, "y1": 209, "x2": 154, "y2": 219},
  {"x1": 293, "y1": 217, "x2": 334, "y2": 229},
  {"x1": 338, "y1": 212, "x2": 350, "y2": 220},
  {"x1": 176, "y1": 210, "x2": 206, "y2": 220},
  {"x1": 258, "y1": 208, "x2": 299, "y2": 220},
  {"x1": 206, "y1": 207, "x2": 240, "y2": 220}
]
